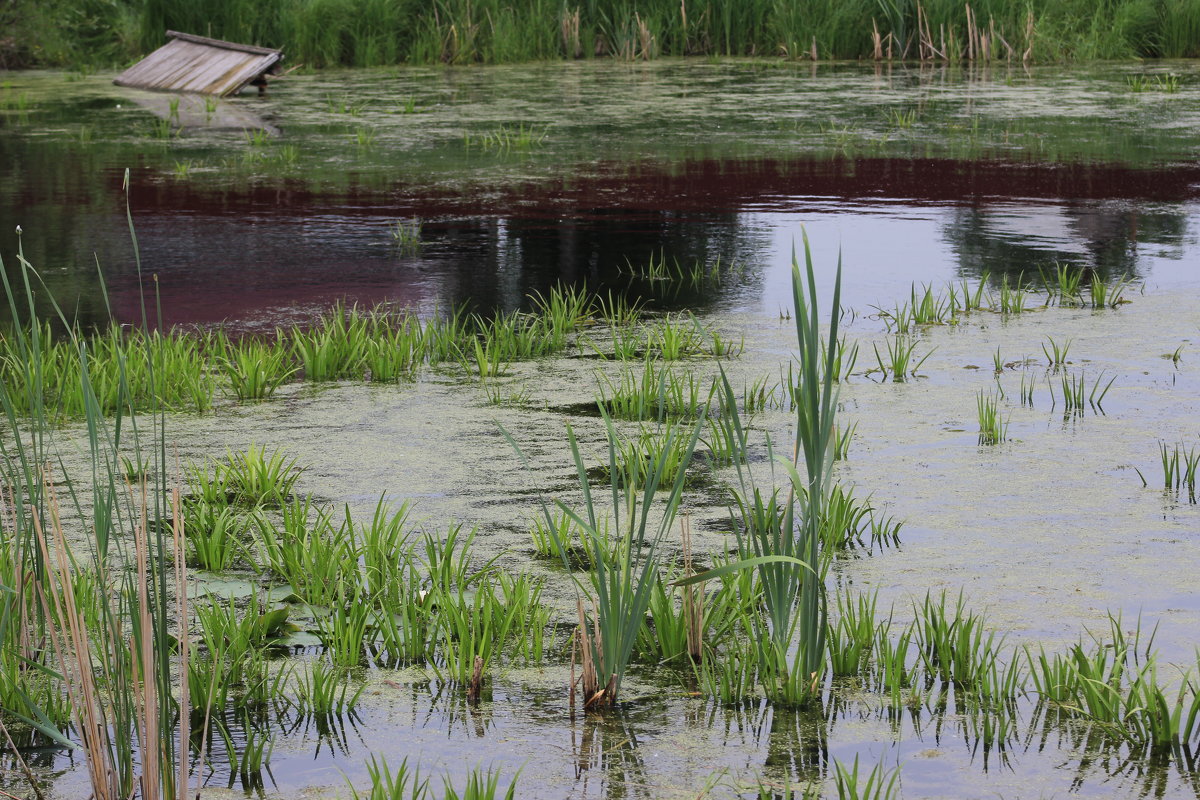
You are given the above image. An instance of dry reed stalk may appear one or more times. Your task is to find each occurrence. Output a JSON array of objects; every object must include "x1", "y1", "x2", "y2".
[
  {"x1": 568, "y1": 627, "x2": 577, "y2": 717},
  {"x1": 966, "y1": 3, "x2": 976, "y2": 60},
  {"x1": 810, "y1": 37, "x2": 818, "y2": 61},
  {"x1": 679, "y1": 0, "x2": 688, "y2": 54},
  {"x1": 680, "y1": 514, "x2": 703, "y2": 663},
  {"x1": 32, "y1": 482, "x2": 119, "y2": 800},
  {"x1": 1022, "y1": 11, "x2": 1035, "y2": 62},
  {"x1": 170, "y1": 489, "x2": 190, "y2": 800},
  {"x1": 133, "y1": 478, "x2": 160, "y2": 800},
  {"x1": 575, "y1": 599, "x2": 598, "y2": 704},
  {"x1": 636, "y1": 13, "x2": 654, "y2": 60},
  {"x1": 467, "y1": 655, "x2": 484, "y2": 704},
  {"x1": 560, "y1": 7, "x2": 581, "y2": 59},
  {"x1": 872, "y1": 20, "x2": 883, "y2": 60}
]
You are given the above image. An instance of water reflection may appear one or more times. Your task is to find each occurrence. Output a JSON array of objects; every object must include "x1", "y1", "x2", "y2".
[{"x1": 2, "y1": 155, "x2": 1197, "y2": 330}]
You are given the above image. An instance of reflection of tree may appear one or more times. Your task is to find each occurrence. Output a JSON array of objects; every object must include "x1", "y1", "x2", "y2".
[
  {"x1": 944, "y1": 202, "x2": 1189, "y2": 285},
  {"x1": 428, "y1": 210, "x2": 766, "y2": 317}
]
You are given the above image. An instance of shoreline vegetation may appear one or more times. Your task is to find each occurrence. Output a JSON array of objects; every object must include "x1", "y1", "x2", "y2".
[{"x1": 2, "y1": 0, "x2": 1199, "y2": 70}]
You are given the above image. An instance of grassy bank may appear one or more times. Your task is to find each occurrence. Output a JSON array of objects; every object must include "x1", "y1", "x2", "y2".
[{"x1": 4, "y1": 0, "x2": 1200, "y2": 69}]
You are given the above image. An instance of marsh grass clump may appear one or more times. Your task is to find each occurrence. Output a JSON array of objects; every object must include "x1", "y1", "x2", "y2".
[
  {"x1": 976, "y1": 390, "x2": 1008, "y2": 445},
  {"x1": 0, "y1": 322, "x2": 217, "y2": 416},
  {"x1": 464, "y1": 123, "x2": 547, "y2": 152},
  {"x1": 220, "y1": 334, "x2": 296, "y2": 401},
  {"x1": 214, "y1": 445, "x2": 306, "y2": 506},
  {"x1": 832, "y1": 755, "x2": 901, "y2": 800},
  {"x1": 181, "y1": 502, "x2": 251, "y2": 571},
  {"x1": 1041, "y1": 336, "x2": 1072, "y2": 369},
  {"x1": 1139, "y1": 441, "x2": 1199, "y2": 503},
  {"x1": 1026, "y1": 615, "x2": 1200, "y2": 762},
  {"x1": 1039, "y1": 262, "x2": 1085, "y2": 306},
  {"x1": 1051, "y1": 370, "x2": 1115, "y2": 415},
  {"x1": 596, "y1": 358, "x2": 713, "y2": 421},
  {"x1": 990, "y1": 273, "x2": 1032, "y2": 315},
  {"x1": 1089, "y1": 274, "x2": 1134, "y2": 309},
  {"x1": 598, "y1": 421, "x2": 704, "y2": 489},
  {"x1": 871, "y1": 336, "x2": 934, "y2": 382},
  {"x1": 294, "y1": 659, "x2": 364, "y2": 717}
]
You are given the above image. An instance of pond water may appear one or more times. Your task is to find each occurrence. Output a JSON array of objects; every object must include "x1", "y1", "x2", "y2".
[{"x1": 2, "y1": 60, "x2": 1200, "y2": 800}]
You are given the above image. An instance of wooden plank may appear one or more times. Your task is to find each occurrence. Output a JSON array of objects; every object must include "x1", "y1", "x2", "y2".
[
  {"x1": 165, "y1": 30, "x2": 280, "y2": 56},
  {"x1": 114, "y1": 31, "x2": 284, "y2": 96}
]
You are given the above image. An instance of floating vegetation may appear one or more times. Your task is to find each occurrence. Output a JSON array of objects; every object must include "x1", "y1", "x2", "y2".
[{"x1": 464, "y1": 123, "x2": 547, "y2": 152}]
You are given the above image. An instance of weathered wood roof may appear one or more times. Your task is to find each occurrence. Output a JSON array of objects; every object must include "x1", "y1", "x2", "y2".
[{"x1": 114, "y1": 31, "x2": 283, "y2": 97}]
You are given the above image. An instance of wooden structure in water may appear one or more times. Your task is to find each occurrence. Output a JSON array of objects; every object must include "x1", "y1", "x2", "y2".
[{"x1": 114, "y1": 31, "x2": 283, "y2": 97}]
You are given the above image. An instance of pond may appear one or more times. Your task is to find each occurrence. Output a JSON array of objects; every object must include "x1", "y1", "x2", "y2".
[{"x1": 1, "y1": 60, "x2": 1199, "y2": 800}]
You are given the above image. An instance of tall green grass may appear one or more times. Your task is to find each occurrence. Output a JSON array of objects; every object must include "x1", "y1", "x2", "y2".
[
  {"x1": 11, "y1": 0, "x2": 1200, "y2": 68},
  {"x1": 680, "y1": 234, "x2": 842, "y2": 707}
]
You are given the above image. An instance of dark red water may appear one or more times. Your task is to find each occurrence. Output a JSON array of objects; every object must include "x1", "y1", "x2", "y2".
[{"x1": 4, "y1": 155, "x2": 1199, "y2": 329}]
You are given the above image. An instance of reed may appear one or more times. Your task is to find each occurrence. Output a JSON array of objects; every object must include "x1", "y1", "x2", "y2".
[
  {"x1": 504, "y1": 393, "x2": 703, "y2": 708},
  {"x1": 679, "y1": 236, "x2": 842, "y2": 709},
  {"x1": 15, "y1": 0, "x2": 1200, "y2": 70}
]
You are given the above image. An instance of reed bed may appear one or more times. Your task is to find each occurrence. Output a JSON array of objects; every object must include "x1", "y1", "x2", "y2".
[
  {"x1": 16, "y1": 0, "x2": 1200, "y2": 69},
  {"x1": 0, "y1": 285, "x2": 610, "y2": 418}
]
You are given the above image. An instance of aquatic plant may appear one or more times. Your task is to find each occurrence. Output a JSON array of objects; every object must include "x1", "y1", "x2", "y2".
[
  {"x1": 294, "y1": 659, "x2": 363, "y2": 717},
  {"x1": 977, "y1": 390, "x2": 1008, "y2": 445},
  {"x1": 181, "y1": 502, "x2": 250, "y2": 571},
  {"x1": 219, "y1": 335, "x2": 296, "y2": 401},
  {"x1": 1139, "y1": 441, "x2": 1199, "y2": 503},
  {"x1": 596, "y1": 357, "x2": 712, "y2": 421},
  {"x1": 0, "y1": 185, "x2": 189, "y2": 799},
  {"x1": 463, "y1": 123, "x2": 547, "y2": 152},
  {"x1": 680, "y1": 236, "x2": 843, "y2": 708},
  {"x1": 1042, "y1": 336, "x2": 1072, "y2": 369},
  {"x1": 991, "y1": 273, "x2": 1030, "y2": 314},
  {"x1": 1089, "y1": 274, "x2": 1133, "y2": 308},
  {"x1": 645, "y1": 312, "x2": 709, "y2": 359},
  {"x1": 390, "y1": 219, "x2": 422, "y2": 253},
  {"x1": 871, "y1": 336, "x2": 933, "y2": 382},
  {"x1": 253, "y1": 497, "x2": 357, "y2": 605},
  {"x1": 218, "y1": 445, "x2": 305, "y2": 506},
  {"x1": 1039, "y1": 262, "x2": 1085, "y2": 306},
  {"x1": 1051, "y1": 370, "x2": 1115, "y2": 415},
  {"x1": 832, "y1": 755, "x2": 901, "y2": 800}
]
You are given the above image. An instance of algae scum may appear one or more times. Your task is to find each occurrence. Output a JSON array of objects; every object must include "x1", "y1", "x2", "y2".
[{"x1": 2, "y1": 62, "x2": 1200, "y2": 799}]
